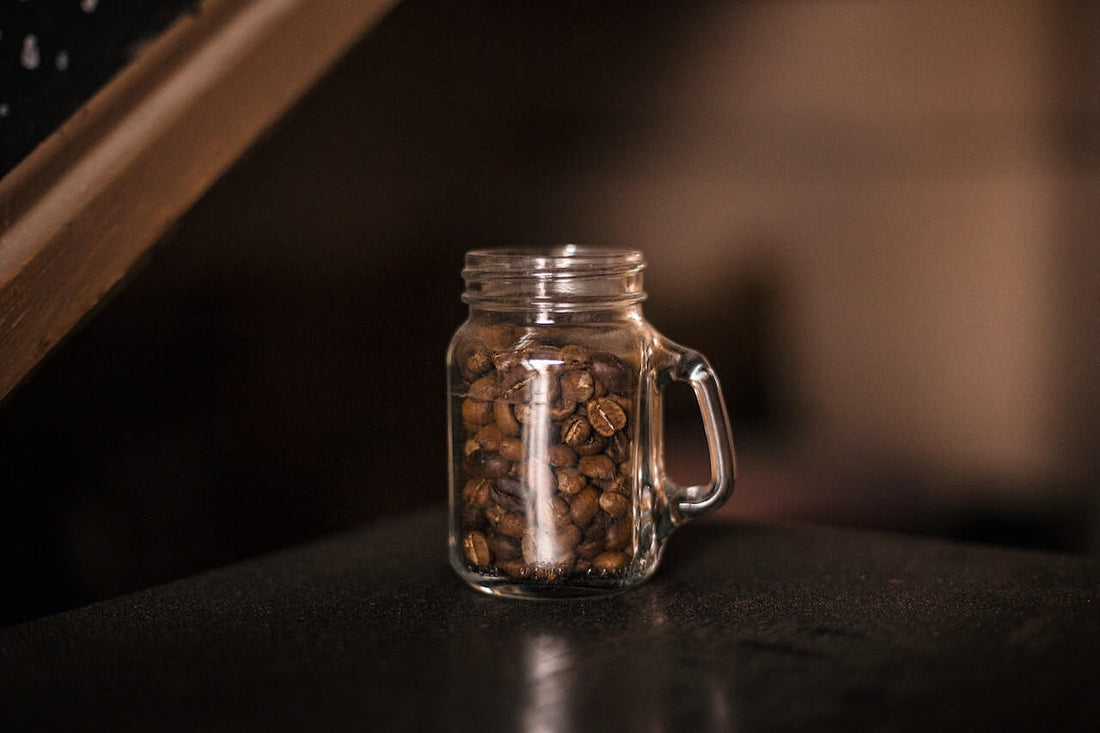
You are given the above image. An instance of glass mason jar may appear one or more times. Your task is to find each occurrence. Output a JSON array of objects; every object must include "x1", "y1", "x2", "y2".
[{"x1": 447, "y1": 247, "x2": 736, "y2": 598}]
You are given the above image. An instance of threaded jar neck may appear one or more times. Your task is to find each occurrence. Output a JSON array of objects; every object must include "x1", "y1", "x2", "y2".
[{"x1": 462, "y1": 246, "x2": 646, "y2": 312}]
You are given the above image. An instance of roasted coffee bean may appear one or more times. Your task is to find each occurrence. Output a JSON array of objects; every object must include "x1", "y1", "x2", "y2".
[
  {"x1": 513, "y1": 404, "x2": 534, "y2": 424},
  {"x1": 590, "y1": 352, "x2": 631, "y2": 394},
  {"x1": 462, "y1": 477, "x2": 493, "y2": 507},
  {"x1": 548, "y1": 399, "x2": 577, "y2": 421},
  {"x1": 489, "y1": 533, "x2": 522, "y2": 561},
  {"x1": 559, "y1": 369, "x2": 595, "y2": 403},
  {"x1": 560, "y1": 344, "x2": 591, "y2": 365},
  {"x1": 605, "y1": 518, "x2": 631, "y2": 551},
  {"x1": 466, "y1": 450, "x2": 510, "y2": 479},
  {"x1": 575, "y1": 538, "x2": 603, "y2": 560},
  {"x1": 547, "y1": 496, "x2": 573, "y2": 527},
  {"x1": 596, "y1": 473, "x2": 628, "y2": 495},
  {"x1": 463, "y1": 531, "x2": 491, "y2": 566},
  {"x1": 461, "y1": 398, "x2": 494, "y2": 426},
  {"x1": 578, "y1": 454, "x2": 615, "y2": 480},
  {"x1": 464, "y1": 349, "x2": 493, "y2": 380},
  {"x1": 610, "y1": 393, "x2": 633, "y2": 414},
  {"x1": 501, "y1": 370, "x2": 536, "y2": 403},
  {"x1": 486, "y1": 503, "x2": 505, "y2": 527},
  {"x1": 569, "y1": 486, "x2": 600, "y2": 527},
  {"x1": 497, "y1": 511, "x2": 526, "y2": 539},
  {"x1": 499, "y1": 436, "x2": 524, "y2": 462},
  {"x1": 468, "y1": 375, "x2": 500, "y2": 402},
  {"x1": 490, "y1": 476, "x2": 528, "y2": 513},
  {"x1": 572, "y1": 434, "x2": 606, "y2": 456},
  {"x1": 592, "y1": 551, "x2": 627, "y2": 572},
  {"x1": 584, "y1": 511, "x2": 609, "y2": 542},
  {"x1": 518, "y1": 462, "x2": 556, "y2": 493},
  {"x1": 474, "y1": 424, "x2": 504, "y2": 452},
  {"x1": 460, "y1": 504, "x2": 485, "y2": 531},
  {"x1": 605, "y1": 431, "x2": 630, "y2": 463},
  {"x1": 494, "y1": 401, "x2": 521, "y2": 436},
  {"x1": 560, "y1": 415, "x2": 591, "y2": 446},
  {"x1": 547, "y1": 444, "x2": 577, "y2": 468},
  {"x1": 599, "y1": 491, "x2": 630, "y2": 518},
  {"x1": 556, "y1": 468, "x2": 586, "y2": 495},
  {"x1": 586, "y1": 398, "x2": 627, "y2": 437},
  {"x1": 500, "y1": 560, "x2": 527, "y2": 578},
  {"x1": 557, "y1": 523, "x2": 582, "y2": 549}
]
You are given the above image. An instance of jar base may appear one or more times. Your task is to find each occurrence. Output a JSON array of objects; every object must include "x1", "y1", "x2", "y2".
[{"x1": 465, "y1": 579, "x2": 632, "y2": 600}]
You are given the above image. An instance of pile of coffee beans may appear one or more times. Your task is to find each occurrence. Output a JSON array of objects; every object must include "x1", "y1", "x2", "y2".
[{"x1": 455, "y1": 340, "x2": 635, "y2": 581}]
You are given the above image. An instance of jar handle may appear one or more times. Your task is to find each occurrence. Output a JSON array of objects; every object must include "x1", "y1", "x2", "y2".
[{"x1": 658, "y1": 341, "x2": 737, "y2": 523}]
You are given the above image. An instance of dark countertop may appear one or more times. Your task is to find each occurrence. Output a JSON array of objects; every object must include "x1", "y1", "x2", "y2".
[{"x1": 1, "y1": 506, "x2": 1097, "y2": 731}]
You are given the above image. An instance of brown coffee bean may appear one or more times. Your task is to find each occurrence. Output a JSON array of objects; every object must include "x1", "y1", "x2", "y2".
[
  {"x1": 557, "y1": 523, "x2": 582, "y2": 549},
  {"x1": 605, "y1": 431, "x2": 630, "y2": 463},
  {"x1": 548, "y1": 399, "x2": 577, "y2": 421},
  {"x1": 596, "y1": 473, "x2": 628, "y2": 495},
  {"x1": 556, "y1": 468, "x2": 586, "y2": 495},
  {"x1": 575, "y1": 539, "x2": 603, "y2": 560},
  {"x1": 572, "y1": 434, "x2": 606, "y2": 456},
  {"x1": 468, "y1": 375, "x2": 500, "y2": 402},
  {"x1": 489, "y1": 533, "x2": 522, "y2": 561},
  {"x1": 490, "y1": 476, "x2": 528, "y2": 513},
  {"x1": 590, "y1": 352, "x2": 631, "y2": 394},
  {"x1": 513, "y1": 404, "x2": 536, "y2": 424},
  {"x1": 499, "y1": 436, "x2": 524, "y2": 462},
  {"x1": 592, "y1": 551, "x2": 627, "y2": 572},
  {"x1": 500, "y1": 560, "x2": 528, "y2": 578},
  {"x1": 463, "y1": 531, "x2": 491, "y2": 566},
  {"x1": 485, "y1": 503, "x2": 505, "y2": 527},
  {"x1": 559, "y1": 369, "x2": 595, "y2": 404},
  {"x1": 605, "y1": 518, "x2": 631, "y2": 550},
  {"x1": 570, "y1": 486, "x2": 600, "y2": 527},
  {"x1": 578, "y1": 454, "x2": 615, "y2": 480},
  {"x1": 584, "y1": 512, "x2": 609, "y2": 542},
  {"x1": 610, "y1": 393, "x2": 633, "y2": 414},
  {"x1": 501, "y1": 369, "x2": 536, "y2": 403},
  {"x1": 461, "y1": 398, "x2": 494, "y2": 426},
  {"x1": 561, "y1": 344, "x2": 591, "y2": 365},
  {"x1": 494, "y1": 401, "x2": 521, "y2": 436},
  {"x1": 464, "y1": 349, "x2": 493, "y2": 380},
  {"x1": 460, "y1": 504, "x2": 485, "y2": 531},
  {"x1": 586, "y1": 398, "x2": 627, "y2": 437},
  {"x1": 548, "y1": 444, "x2": 577, "y2": 468},
  {"x1": 462, "y1": 477, "x2": 493, "y2": 508},
  {"x1": 599, "y1": 491, "x2": 630, "y2": 518},
  {"x1": 497, "y1": 511, "x2": 526, "y2": 539},
  {"x1": 548, "y1": 496, "x2": 573, "y2": 527},
  {"x1": 466, "y1": 450, "x2": 510, "y2": 479},
  {"x1": 474, "y1": 424, "x2": 504, "y2": 452},
  {"x1": 560, "y1": 415, "x2": 591, "y2": 446}
]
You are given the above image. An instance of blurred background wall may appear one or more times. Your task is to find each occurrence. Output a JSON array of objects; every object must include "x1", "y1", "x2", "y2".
[{"x1": 2, "y1": 0, "x2": 1097, "y2": 625}]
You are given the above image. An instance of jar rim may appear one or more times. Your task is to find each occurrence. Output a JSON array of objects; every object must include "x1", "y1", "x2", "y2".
[{"x1": 463, "y1": 246, "x2": 645, "y2": 279}]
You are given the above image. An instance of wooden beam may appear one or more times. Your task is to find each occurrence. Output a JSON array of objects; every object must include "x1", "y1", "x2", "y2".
[{"x1": 0, "y1": 0, "x2": 397, "y2": 404}]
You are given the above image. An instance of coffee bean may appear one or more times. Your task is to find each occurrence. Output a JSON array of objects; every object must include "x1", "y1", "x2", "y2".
[
  {"x1": 461, "y1": 398, "x2": 494, "y2": 426},
  {"x1": 547, "y1": 444, "x2": 577, "y2": 468},
  {"x1": 462, "y1": 477, "x2": 492, "y2": 508},
  {"x1": 464, "y1": 349, "x2": 493, "y2": 380},
  {"x1": 605, "y1": 518, "x2": 631, "y2": 550},
  {"x1": 460, "y1": 504, "x2": 485, "y2": 531},
  {"x1": 559, "y1": 369, "x2": 594, "y2": 403},
  {"x1": 548, "y1": 496, "x2": 573, "y2": 527},
  {"x1": 468, "y1": 375, "x2": 500, "y2": 402},
  {"x1": 474, "y1": 424, "x2": 504, "y2": 452},
  {"x1": 586, "y1": 398, "x2": 627, "y2": 437},
  {"x1": 560, "y1": 415, "x2": 592, "y2": 446},
  {"x1": 489, "y1": 533, "x2": 522, "y2": 561},
  {"x1": 572, "y1": 434, "x2": 606, "y2": 456},
  {"x1": 560, "y1": 344, "x2": 591, "y2": 365},
  {"x1": 490, "y1": 476, "x2": 528, "y2": 513},
  {"x1": 569, "y1": 486, "x2": 600, "y2": 527},
  {"x1": 575, "y1": 538, "x2": 603, "y2": 560},
  {"x1": 578, "y1": 454, "x2": 615, "y2": 480},
  {"x1": 466, "y1": 450, "x2": 510, "y2": 479},
  {"x1": 555, "y1": 468, "x2": 586, "y2": 495},
  {"x1": 463, "y1": 531, "x2": 491, "y2": 566},
  {"x1": 499, "y1": 436, "x2": 524, "y2": 462},
  {"x1": 592, "y1": 551, "x2": 627, "y2": 572},
  {"x1": 599, "y1": 491, "x2": 630, "y2": 518},
  {"x1": 494, "y1": 401, "x2": 521, "y2": 436},
  {"x1": 605, "y1": 431, "x2": 630, "y2": 463},
  {"x1": 590, "y1": 352, "x2": 631, "y2": 394},
  {"x1": 548, "y1": 399, "x2": 577, "y2": 421},
  {"x1": 497, "y1": 511, "x2": 526, "y2": 539}
]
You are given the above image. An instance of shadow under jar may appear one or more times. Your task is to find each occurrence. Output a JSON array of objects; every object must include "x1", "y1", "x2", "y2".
[{"x1": 448, "y1": 247, "x2": 736, "y2": 599}]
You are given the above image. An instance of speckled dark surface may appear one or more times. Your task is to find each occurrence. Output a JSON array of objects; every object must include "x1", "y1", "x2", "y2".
[{"x1": 1, "y1": 506, "x2": 1097, "y2": 731}]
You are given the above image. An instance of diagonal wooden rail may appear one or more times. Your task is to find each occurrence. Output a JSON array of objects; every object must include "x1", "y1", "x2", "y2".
[{"x1": 0, "y1": 0, "x2": 397, "y2": 405}]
